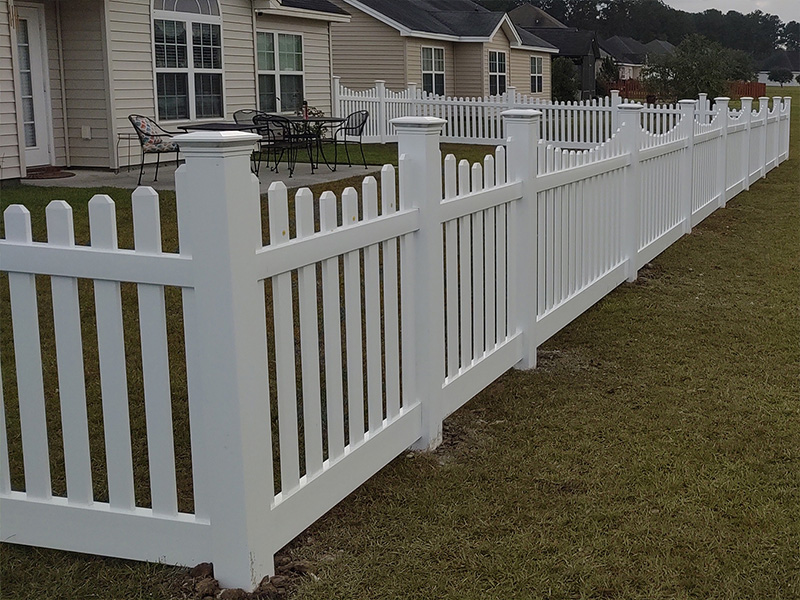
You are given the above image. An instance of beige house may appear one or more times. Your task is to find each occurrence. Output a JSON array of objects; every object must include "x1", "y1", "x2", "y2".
[
  {"x1": 0, "y1": 0, "x2": 349, "y2": 180},
  {"x1": 329, "y1": 0, "x2": 557, "y2": 99}
]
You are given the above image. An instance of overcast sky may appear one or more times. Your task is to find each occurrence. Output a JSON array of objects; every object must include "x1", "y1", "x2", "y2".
[{"x1": 660, "y1": 0, "x2": 797, "y2": 23}]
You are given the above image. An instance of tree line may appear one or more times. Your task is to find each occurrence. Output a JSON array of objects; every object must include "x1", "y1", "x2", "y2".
[{"x1": 478, "y1": 0, "x2": 799, "y2": 59}]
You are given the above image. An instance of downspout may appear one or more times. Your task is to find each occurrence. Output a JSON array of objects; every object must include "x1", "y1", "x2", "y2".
[
  {"x1": 251, "y1": 0, "x2": 258, "y2": 109},
  {"x1": 328, "y1": 21, "x2": 334, "y2": 112},
  {"x1": 55, "y1": 0, "x2": 70, "y2": 166}
]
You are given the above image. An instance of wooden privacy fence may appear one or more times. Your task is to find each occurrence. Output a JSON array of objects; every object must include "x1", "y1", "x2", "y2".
[
  {"x1": 0, "y1": 95, "x2": 792, "y2": 591},
  {"x1": 333, "y1": 78, "x2": 730, "y2": 148}
]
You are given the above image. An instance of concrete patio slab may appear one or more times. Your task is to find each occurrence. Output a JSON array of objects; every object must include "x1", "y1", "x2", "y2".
[{"x1": 20, "y1": 160, "x2": 381, "y2": 193}]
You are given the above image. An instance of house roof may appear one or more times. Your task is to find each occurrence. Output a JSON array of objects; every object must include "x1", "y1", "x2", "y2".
[
  {"x1": 282, "y1": 0, "x2": 350, "y2": 14},
  {"x1": 600, "y1": 35, "x2": 649, "y2": 65},
  {"x1": 645, "y1": 39, "x2": 675, "y2": 55},
  {"x1": 523, "y1": 27, "x2": 598, "y2": 58},
  {"x1": 759, "y1": 49, "x2": 800, "y2": 72},
  {"x1": 507, "y1": 4, "x2": 567, "y2": 29},
  {"x1": 343, "y1": 0, "x2": 557, "y2": 50}
]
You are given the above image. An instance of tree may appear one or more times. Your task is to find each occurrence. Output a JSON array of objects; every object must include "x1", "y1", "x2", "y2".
[
  {"x1": 796, "y1": 73, "x2": 800, "y2": 85},
  {"x1": 596, "y1": 56, "x2": 620, "y2": 96},
  {"x1": 642, "y1": 35, "x2": 730, "y2": 100},
  {"x1": 726, "y1": 49, "x2": 756, "y2": 81},
  {"x1": 552, "y1": 57, "x2": 580, "y2": 101},
  {"x1": 768, "y1": 67, "x2": 794, "y2": 86}
]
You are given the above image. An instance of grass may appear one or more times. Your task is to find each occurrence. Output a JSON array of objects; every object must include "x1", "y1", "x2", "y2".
[{"x1": 1, "y1": 87, "x2": 798, "y2": 599}]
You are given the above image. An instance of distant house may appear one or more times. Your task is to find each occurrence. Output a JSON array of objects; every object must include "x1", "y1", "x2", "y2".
[
  {"x1": 0, "y1": 0, "x2": 349, "y2": 180},
  {"x1": 329, "y1": 0, "x2": 558, "y2": 99},
  {"x1": 509, "y1": 4, "x2": 600, "y2": 100},
  {"x1": 599, "y1": 36, "x2": 650, "y2": 80},
  {"x1": 758, "y1": 50, "x2": 800, "y2": 87}
]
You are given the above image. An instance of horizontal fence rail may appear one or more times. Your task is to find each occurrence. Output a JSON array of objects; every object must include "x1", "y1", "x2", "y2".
[{"x1": 0, "y1": 94, "x2": 792, "y2": 591}]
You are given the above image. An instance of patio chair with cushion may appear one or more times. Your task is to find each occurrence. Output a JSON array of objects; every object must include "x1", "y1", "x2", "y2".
[
  {"x1": 128, "y1": 114, "x2": 181, "y2": 186},
  {"x1": 332, "y1": 110, "x2": 369, "y2": 169}
]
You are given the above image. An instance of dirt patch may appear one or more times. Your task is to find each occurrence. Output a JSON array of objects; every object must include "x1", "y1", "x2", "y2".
[{"x1": 179, "y1": 557, "x2": 316, "y2": 599}]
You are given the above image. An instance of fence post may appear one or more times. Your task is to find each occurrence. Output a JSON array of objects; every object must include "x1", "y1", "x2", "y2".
[
  {"x1": 783, "y1": 96, "x2": 792, "y2": 162},
  {"x1": 698, "y1": 93, "x2": 708, "y2": 124},
  {"x1": 173, "y1": 131, "x2": 276, "y2": 591},
  {"x1": 407, "y1": 82, "x2": 419, "y2": 117},
  {"x1": 392, "y1": 116, "x2": 446, "y2": 450},
  {"x1": 331, "y1": 75, "x2": 341, "y2": 118},
  {"x1": 772, "y1": 95, "x2": 782, "y2": 169},
  {"x1": 678, "y1": 100, "x2": 695, "y2": 234},
  {"x1": 610, "y1": 89, "x2": 621, "y2": 133},
  {"x1": 503, "y1": 109, "x2": 541, "y2": 369},
  {"x1": 376, "y1": 80, "x2": 387, "y2": 143},
  {"x1": 758, "y1": 96, "x2": 769, "y2": 179},
  {"x1": 740, "y1": 97, "x2": 753, "y2": 190},
  {"x1": 507, "y1": 85, "x2": 517, "y2": 108},
  {"x1": 715, "y1": 97, "x2": 730, "y2": 207},
  {"x1": 619, "y1": 102, "x2": 643, "y2": 282}
]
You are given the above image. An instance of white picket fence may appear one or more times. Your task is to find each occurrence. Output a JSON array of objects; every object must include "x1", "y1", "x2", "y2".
[
  {"x1": 333, "y1": 77, "x2": 728, "y2": 147},
  {"x1": 0, "y1": 95, "x2": 792, "y2": 591}
]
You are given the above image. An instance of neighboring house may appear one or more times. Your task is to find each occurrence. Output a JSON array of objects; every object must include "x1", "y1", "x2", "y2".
[
  {"x1": 0, "y1": 0, "x2": 349, "y2": 180},
  {"x1": 328, "y1": 0, "x2": 558, "y2": 99},
  {"x1": 599, "y1": 35, "x2": 649, "y2": 80},
  {"x1": 757, "y1": 49, "x2": 800, "y2": 87},
  {"x1": 509, "y1": 4, "x2": 600, "y2": 100}
]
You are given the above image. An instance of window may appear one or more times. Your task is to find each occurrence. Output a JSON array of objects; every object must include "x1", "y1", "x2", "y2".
[
  {"x1": 488, "y1": 50, "x2": 507, "y2": 96},
  {"x1": 421, "y1": 47, "x2": 445, "y2": 96},
  {"x1": 257, "y1": 32, "x2": 304, "y2": 113},
  {"x1": 530, "y1": 56, "x2": 543, "y2": 93},
  {"x1": 153, "y1": 0, "x2": 223, "y2": 121}
]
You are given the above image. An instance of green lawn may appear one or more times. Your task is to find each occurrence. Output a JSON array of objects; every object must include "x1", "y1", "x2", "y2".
[{"x1": 1, "y1": 88, "x2": 798, "y2": 599}]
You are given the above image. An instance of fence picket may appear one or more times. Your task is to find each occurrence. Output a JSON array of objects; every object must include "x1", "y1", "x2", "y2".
[
  {"x1": 4, "y1": 206, "x2": 51, "y2": 500},
  {"x1": 295, "y1": 188, "x2": 324, "y2": 476},
  {"x1": 362, "y1": 178, "x2": 383, "y2": 433},
  {"x1": 319, "y1": 191, "x2": 346, "y2": 461},
  {"x1": 268, "y1": 182, "x2": 300, "y2": 493},
  {"x1": 380, "y1": 166, "x2": 401, "y2": 418},
  {"x1": 88, "y1": 195, "x2": 135, "y2": 510},
  {"x1": 46, "y1": 201, "x2": 92, "y2": 504},
  {"x1": 132, "y1": 187, "x2": 178, "y2": 516}
]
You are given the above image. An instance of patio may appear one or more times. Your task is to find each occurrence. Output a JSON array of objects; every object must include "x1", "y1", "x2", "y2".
[{"x1": 20, "y1": 159, "x2": 381, "y2": 192}]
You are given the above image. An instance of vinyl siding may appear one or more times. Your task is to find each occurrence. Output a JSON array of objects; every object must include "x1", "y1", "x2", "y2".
[
  {"x1": 44, "y1": 0, "x2": 66, "y2": 166},
  {"x1": 510, "y1": 49, "x2": 551, "y2": 100},
  {"x1": 60, "y1": 0, "x2": 111, "y2": 167},
  {"x1": 484, "y1": 28, "x2": 510, "y2": 97},
  {"x1": 453, "y1": 42, "x2": 483, "y2": 97},
  {"x1": 106, "y1": 0, "x2": 155, "y2": 166},
  {"x1": 329, "y1": 0, "x2": 406, "y2": 91},
  {"x1": 406, "y1": 38, "x2": 456, "y2": 97},
  {"x1": 223, "y1": 0, "x2": 257, "y2": 114},
  {"x1": 255, "y1": 15, "x2": 333, "y2": 114},
  {"x1": 0, "y1": 0, "x2": 21, "y2": 179}
]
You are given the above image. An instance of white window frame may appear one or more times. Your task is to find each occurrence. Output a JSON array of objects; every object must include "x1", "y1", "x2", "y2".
[
  {"x1": 488, "y1": 50, "x2": 507, "y2": 96},
  {"x1": 421, "y1": 46, "x2": 445, "y2": 96},
  {"x1": 256, "y1": 30, "x2": 306, "y2": 114},
  {"x1": 152, "y1": 5, "x2": 225, "y2": 122},
  {"x1": 530, "y1": 56, "x2": 543, "y2": 94}
]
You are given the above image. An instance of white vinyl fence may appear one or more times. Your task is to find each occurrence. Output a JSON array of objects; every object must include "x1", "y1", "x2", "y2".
[{"x1": 0, "y1": 95, "x2": 792, "y2": 591}]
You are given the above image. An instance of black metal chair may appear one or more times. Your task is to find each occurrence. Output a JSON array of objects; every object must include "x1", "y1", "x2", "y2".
[
  {"x1": 234, "y1": 109, "x2": 271, "y2": 174},
  {"x1": 332, "y1": 110, "x2": 369, "y2": 169},
  {"x1": 252, "y1": 114, "x2": 315, "y2": 178},
  {"x1": 128, "y1": 115, "x2": 180, "y2": 185}
]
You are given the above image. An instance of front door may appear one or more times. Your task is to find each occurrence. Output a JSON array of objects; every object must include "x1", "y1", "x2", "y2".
[{"x1": 16, "y1": 4, "x2": 51, "y2": 167}]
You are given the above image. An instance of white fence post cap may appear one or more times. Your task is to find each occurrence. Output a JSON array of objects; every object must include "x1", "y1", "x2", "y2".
[
  {"x1": 716, "y1": 97, "x2": 732, "y2": 102},
  {"x1": 173, "y1": 130, "x2": 261, "y2": 156},
  {"x1": 502, "y1": 109, "x2": 542, "y2": 120},
  {"x1": 391, "y1": 116, "x2": 446, "y2": 131},
  {"x1": 678, "y1": 99, "x2": 696, "y2": 105},
  {"x1": 618, "y1": 103, "x2": 643, "y2": 110}
]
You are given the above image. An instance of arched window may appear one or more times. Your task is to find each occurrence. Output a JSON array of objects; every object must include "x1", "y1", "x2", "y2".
[{"x1": 153, "y1": 0, "x2": 223, "y2": 121}]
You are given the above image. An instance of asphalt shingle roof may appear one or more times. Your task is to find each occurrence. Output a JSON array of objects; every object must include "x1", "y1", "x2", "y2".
[
  {"x1": 281, "y1": 0, "x2": 349, "y2": 15},
  {"x1": 351, "y1": 0, "x2": 554, "y2": 46}
]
